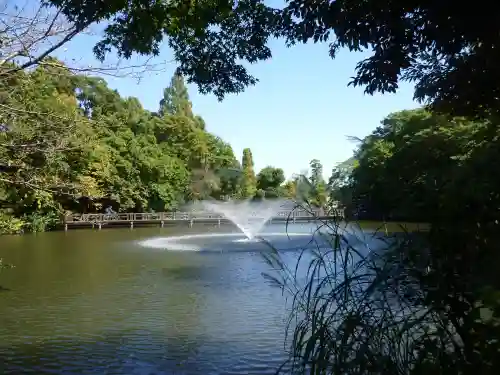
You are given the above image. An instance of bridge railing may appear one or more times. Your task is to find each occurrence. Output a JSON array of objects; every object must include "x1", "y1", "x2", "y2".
[{"x1": 64, "y1": 209, "x2": 344, "y2": 223}]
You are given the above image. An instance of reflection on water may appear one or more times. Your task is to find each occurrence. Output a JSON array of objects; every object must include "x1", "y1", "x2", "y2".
[{"x1": 0, "y1": 223, "x2": 379, "y2": 374}]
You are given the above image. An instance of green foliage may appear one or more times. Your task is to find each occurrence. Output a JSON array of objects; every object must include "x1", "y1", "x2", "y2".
[
  {"x1": 0, "y1": 62, "x2": 97, "y2": 199},
  {"x1": 339, "y1": 108, "x2": 496, "y2": 222},
  {"x1": 290, "y1": 160, "x2": 329, "y2": 208},
  {"x1": 279, "y1": 163, "x2": 329, "y2": 207},
  {"x1": 308, "y1": 159, "x2": 323, "y2": 188},
  {"x1": 0, "y1": 61, "x2": 241, "y2": 231},
  {"x1": 23, "y1": 211, "x2": 60, "y2": 233},
  {"x1": 159, "y1": 73, "x2": 193, "y2": 117},
  {"x1": 282, "y1": 180, "x2": 297, "y2": 199},
  {"x1": 328, "y1": 157, "x2": 356, "y2": 212},
  {"x1": 254, "y1": 188, "x2": 265, "y2": 200},
  {"x1": 294, "y1": 174, "x2": 313, "y2": 202},
  {"x1": 257, "y1": 166, "x2": 285, "y2": 190},
  {"x1": 45, "y1": 0, "x2": 280, "y2": 100},
  {"x1": 0, "y1": 213, "x2": 25, "y2": 235},
  {"x1": 310, "y1": 180, "x2": 327, "y2": 208},
  {"x1": 265, "y1": 108, "x2": 500, "y2": 375},
  {"x1": 256, "y1": 166, "x2": 286, "y2": 198},
  {"x1": 265, "y1": 222, "x2": 500, "y2": 375},
  {"x1": 240, "y1": 148, "x2": 257, "y2": 198},
  {"x1": 46, "y1": 0, "x2": 499, "y2": 116},
  {"x1": 214, "y1": 164, "x2": 243, "y2": 201}
]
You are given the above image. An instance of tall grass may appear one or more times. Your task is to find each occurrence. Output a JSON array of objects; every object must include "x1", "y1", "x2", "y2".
[{"x1": 261, "y1": 205, "x2": 500, "y2": 375}]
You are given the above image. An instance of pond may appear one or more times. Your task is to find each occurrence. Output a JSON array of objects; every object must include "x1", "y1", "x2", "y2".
[{"x1": 0, "y1": 222, "x2": 381, "y2": 375}]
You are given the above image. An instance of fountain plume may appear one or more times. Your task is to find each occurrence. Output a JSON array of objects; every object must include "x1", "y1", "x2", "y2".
[{"x1": 200, "y1": 199, "x2": 286, "y2": 240}]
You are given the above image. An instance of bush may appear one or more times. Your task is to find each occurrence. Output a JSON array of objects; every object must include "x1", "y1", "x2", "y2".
[
  {"x1": 22, "y1": 211, "x2": 60, "y2": 233},
  {"x1": 0, "y1": 213, "x2": 25, "y2": 235},
  {"x1": 263, "y1": 216, "x2": 500, "y2": 375}
]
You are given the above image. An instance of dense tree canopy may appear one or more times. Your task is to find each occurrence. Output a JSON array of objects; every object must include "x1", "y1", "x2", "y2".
[
  {"x1": 0, "y1": 62, "x2": 247, "y2": 233},
  {"x1": 291, "y1": 108, "x2": 500, "y2": 375},
  {"x1": 328, "y1": 108, "x2": 500, "y2": 303},
  {"x1": 43, "y1": 0, "x2": 500, "y2": 117},
  {"x1": 256, "y1": 166, "x2": 285, "y2": 198},
  {"x1": 330, "y1": 109, "x2": 500, "y2": 225},
  {"x1": 0, "y1": 58, "x2": 328, "y2": 233}
]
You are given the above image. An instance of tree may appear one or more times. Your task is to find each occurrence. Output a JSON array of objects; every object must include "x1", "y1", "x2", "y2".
[
  {"x1": 194, "y1": 115, "x2": 206, "y2": 130},
  {"x1": 1, "y1": 2, "x2": 162, "y2": 81},
  {"x1": 327, "y1": 157, "x2": 357, "y2": 212},
  {"x1": 282, "y1": 180, "x2": 297, "y2": 199},
  {"x1": 312, "y1": 181, "x2": 328, "y2": 208},
  {"x1": 0, "y1": 66, "x2": 243, "y2": 232},
  {"x1": 307, "y1": 159, "x2": 328, "y2": 207},
  {"x1": 292, "y1": 173, "x2": 313, "y2": 202},
  {"x1": 343, "y1": 108, "x2": 483, "y2": 221},
  {"x1": 256, "y1": 166, "x2": 285, "y2": 197},
  {"x1": 213, "y1": 159, "x2": 243, "y2": 200},
  {"x1": 328, "y1": 158, "x2": 355, "y2": 194},
  {"x1": 0, "y1": 62, "x2": 102, "y2": 231},
  {"x1": 1, "y1": 2, "x2": 90, "y2": 73},
  {"x1": 240, "y1": 148, "x2": 257, "y2": 198},
  {"x1": 308, "y1": 159, "x2": 324, "y2": 188},
  {"x1": 158, "y1": 73, "x2": 193, "y2": 117},
  {"x1": 264, "y1": 110, "x2": 500, "y2": 375},
  {"x1": 46, "y1": 0, "x2": 500, "y2": 117},
  {"x1": 0, "y1": 1, "x2": 170, "y2": 218}
]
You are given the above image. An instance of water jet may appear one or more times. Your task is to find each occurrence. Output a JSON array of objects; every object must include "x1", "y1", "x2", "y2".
[{"x1": 200, "y1": 199, "x2": 286, "y2": 240}]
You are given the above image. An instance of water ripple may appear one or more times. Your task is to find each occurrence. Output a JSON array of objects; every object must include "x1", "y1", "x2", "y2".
[
  {"x1": 0, "y1": 331, "x2": 292, "y2": 374},
  {"x1": 0, "y1": 227, "x2": 330, "y2": 374}
]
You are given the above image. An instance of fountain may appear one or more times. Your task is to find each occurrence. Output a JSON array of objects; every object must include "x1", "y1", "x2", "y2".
[
  {"x1": 200, "y1": 199, "x2": 286, "y2": 240},
  {"x1": 138, "y1": 198, "x2": 327, "y2": 252}
]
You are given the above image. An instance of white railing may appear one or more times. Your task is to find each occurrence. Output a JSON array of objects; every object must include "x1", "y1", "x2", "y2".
[{"x1": 65, "y1": 209, "x2": 344, "y2": 223}]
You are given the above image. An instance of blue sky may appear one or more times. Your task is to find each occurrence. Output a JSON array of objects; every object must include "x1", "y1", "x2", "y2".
[{"x1": 56, "y1": 26, "x2": 418, "y2": 180}]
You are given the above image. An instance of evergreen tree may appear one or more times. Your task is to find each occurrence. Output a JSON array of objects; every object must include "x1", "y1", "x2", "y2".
[
  {"x1": 158, "y1": 73, "x2": 193, "y2": 117},
  {"x1": 309, "y1": 159, "x2": 324, "y2": 188},
  {"x1": 308, "y1": 159, "x2": 328, "y2": 208},
  {"x1": 240, "y1": 148, "x2": 257, "y2": 198}
]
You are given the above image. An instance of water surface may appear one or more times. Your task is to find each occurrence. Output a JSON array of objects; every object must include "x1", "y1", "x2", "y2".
[{"x1": 0, "y1": 222, "x2": 379, "y2": 374}]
